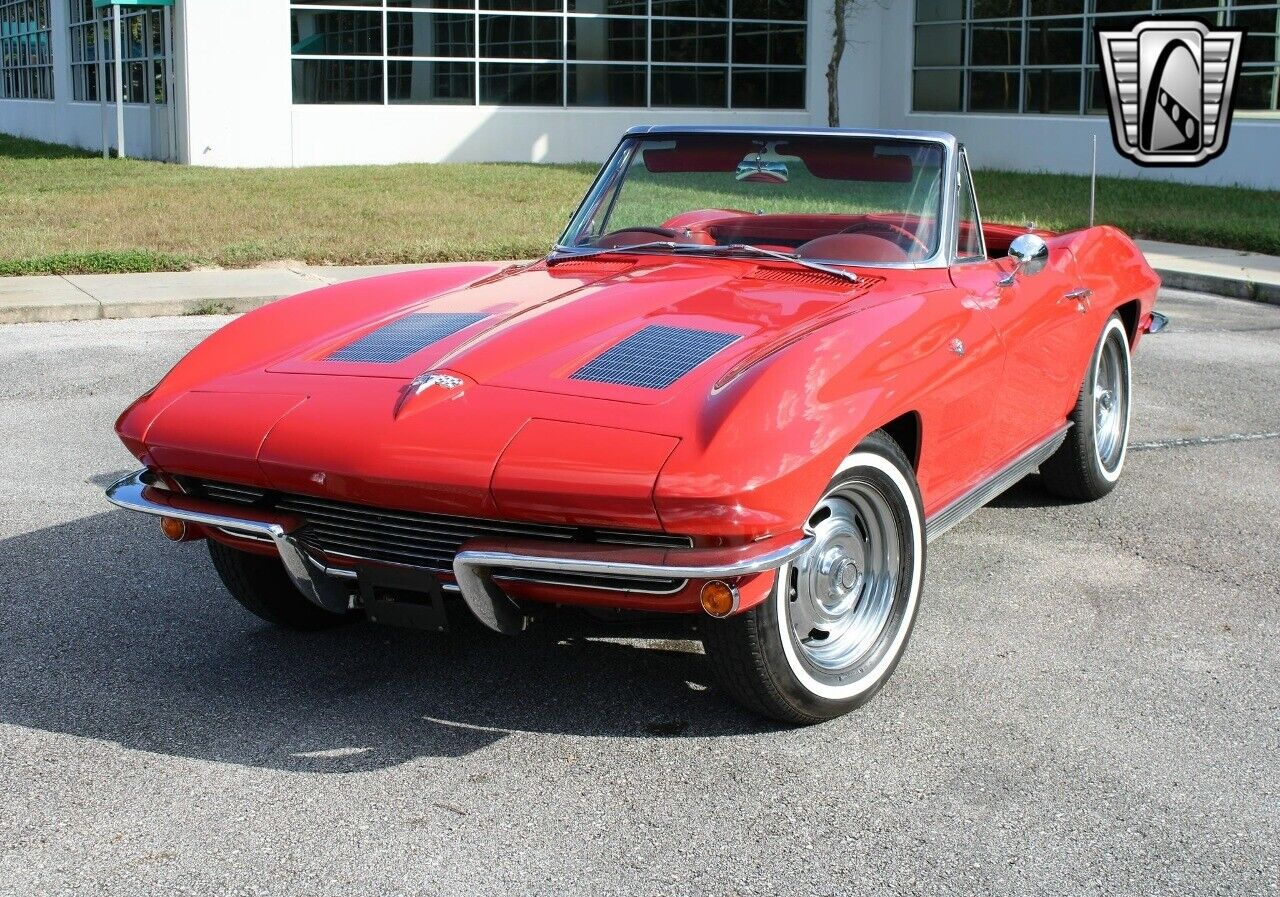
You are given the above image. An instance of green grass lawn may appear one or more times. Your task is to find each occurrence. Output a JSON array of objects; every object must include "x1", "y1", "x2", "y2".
[{"x1": 1, "y1": 132, "x2": 1277, "y2": 276}]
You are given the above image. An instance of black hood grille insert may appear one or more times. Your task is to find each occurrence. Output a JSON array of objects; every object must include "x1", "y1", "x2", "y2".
[
  {"x1": 571, "y1": 325, "x2": 740, "y2": 389},
  {"x1": 327, "y1": 312, "x2": 488, "y2": 363}
]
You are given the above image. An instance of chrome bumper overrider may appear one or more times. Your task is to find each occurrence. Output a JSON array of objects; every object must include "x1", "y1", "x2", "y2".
[{"x1": 105, "y1": 469, "x2": 811, "y2": 632}]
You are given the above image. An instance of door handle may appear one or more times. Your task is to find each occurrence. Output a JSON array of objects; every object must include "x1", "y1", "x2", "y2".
[{"x1": 1062, "y1": 287, "x2": 1092, "y2": 312}]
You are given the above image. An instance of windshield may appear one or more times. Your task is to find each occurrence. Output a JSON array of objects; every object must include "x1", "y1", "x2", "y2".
[{"x1": 560, "y1": 133, "x2": 946, "y2": 267}]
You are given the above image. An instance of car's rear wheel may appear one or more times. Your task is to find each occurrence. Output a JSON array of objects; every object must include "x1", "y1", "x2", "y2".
[
  {"x1": 1040, "y1": 313, "x2": 1132, "y2": 501},
  {"x1": 701, "y1": 431, "x2": 925, "y2": 724},
  {"x1": 207, "y1": 540, "x2": 356, "y2": 630}
]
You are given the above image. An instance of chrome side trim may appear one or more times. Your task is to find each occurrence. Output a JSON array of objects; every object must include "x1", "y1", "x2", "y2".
[
  {"x1": 105, "y1": 469, "x2": 352, "y2": 614},
  {"x1": 453, "y1": 533, "x2": 813, "y2": 635},
  {"x1": 925, "y1": 424, "x2": 1071, "y2": 542}
]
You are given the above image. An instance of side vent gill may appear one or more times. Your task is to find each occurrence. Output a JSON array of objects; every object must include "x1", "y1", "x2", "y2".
[
  {"x1": 571, "y1": 325, "x2": 740, "y2": 389},
  {"x1": 327, "y1": 312, "x2": 489, "y2": 363}
]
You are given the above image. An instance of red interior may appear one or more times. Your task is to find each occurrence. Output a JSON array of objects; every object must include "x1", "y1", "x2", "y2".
[{"x1": 649, "y1": 209, "x2": 1057, "y2": 263}]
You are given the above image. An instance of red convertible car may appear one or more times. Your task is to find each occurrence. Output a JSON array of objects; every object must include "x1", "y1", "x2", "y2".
[{"x1": 107, "y1": 127, "x2": 1164, "y2": 723}]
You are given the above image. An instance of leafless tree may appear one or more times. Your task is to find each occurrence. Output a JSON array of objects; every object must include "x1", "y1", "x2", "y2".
[{"x1": 826, "y1": 0, "x2": 893, "y2": 127}]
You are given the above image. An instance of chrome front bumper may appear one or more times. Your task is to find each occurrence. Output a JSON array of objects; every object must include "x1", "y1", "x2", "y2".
[{"x1": 106, "y1": 469, "x2": 811, "y2": 632}]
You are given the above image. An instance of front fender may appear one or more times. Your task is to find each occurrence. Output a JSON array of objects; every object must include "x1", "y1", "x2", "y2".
[{"x1": 653, "y1": 293, "x2": 935, "y2": 540}]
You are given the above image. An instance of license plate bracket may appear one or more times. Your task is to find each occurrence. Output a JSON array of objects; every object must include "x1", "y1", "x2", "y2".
[{"x1": 357, "y1": 565, "x2": 448, "y2": 632}]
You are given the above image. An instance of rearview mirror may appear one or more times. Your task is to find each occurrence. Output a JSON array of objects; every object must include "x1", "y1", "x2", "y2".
[{"x1": 998, "y1": 233, "x2": 1049, "y2": 286}]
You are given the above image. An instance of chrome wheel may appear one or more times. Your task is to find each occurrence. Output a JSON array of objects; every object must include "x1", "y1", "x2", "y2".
[
  {"x1": 1093, "y1": 325, "x2": 1130, "y2": 475},
  {"x1": 788, "y1": 479, "x2": 901, "y2": 681}
]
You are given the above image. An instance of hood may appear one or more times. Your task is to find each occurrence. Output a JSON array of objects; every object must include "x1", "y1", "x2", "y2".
[
  {"x1": 127, "y1": 256, "x2": 908, "y2": 526},
  {"x1": 264, "y1": 256, "x2": 889, "y2": 406}
]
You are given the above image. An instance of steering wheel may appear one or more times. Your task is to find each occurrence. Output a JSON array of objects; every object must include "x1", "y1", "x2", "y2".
[
  {"x1": 840, "y1": 220, "x2": 930, "y2": 256},
  {"x1": 590, "y1": 226, "x2": 679, "y2": 248}
]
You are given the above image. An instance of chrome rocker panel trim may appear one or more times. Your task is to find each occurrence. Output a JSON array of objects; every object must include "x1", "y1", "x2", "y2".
[{"x1": 924, "y1": 424, "x2": 1071, "y2": 542}]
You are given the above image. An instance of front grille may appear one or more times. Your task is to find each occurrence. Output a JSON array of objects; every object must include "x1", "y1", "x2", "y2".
[{"x1": 179, "y1": 478, "x2": 689, "y2": 594}]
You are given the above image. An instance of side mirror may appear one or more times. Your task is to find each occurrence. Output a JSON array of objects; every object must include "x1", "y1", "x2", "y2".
[{"x1": 998, "y1": 233, "x2": 1049, "y2": 286}]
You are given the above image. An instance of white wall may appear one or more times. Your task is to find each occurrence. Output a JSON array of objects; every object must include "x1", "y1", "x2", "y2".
[
  {"x1": 870, "y1": 0, "x2": 1280, "y2": 190},
  {"x1": 178, "y1": 0, "x2": 293, "y2": 166}
]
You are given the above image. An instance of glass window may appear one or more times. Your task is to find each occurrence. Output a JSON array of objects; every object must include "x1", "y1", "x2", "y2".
[
  {"x1": 915, "y1": 23, "x2": 965, "y2": 67},
  {"x1": 913, "y1": 69, "x2": 963, "y2": 110},
  {"x1": 390, "y1": 61, "x2": 473, "y2": 103},
  {"x1": 917, "y1": 0, "x2": 967, "y2": 21},
  {"x1": 970, "y1": 21, "x2": 1021, "y2": 67},
  {"x1": 651, "y1": 65, "x2": 727, "y2": 106},
  {"x1": 955, "y1": 153, "x2": 985, "y2": 260},
  {"x1": 479, "y1": 14, "x2": 561, "y2": 59},
  {"x1": 1026, "y1": 19, "x2": 1082, "y2": 65},
  {"x1": 3, "y1": 0, "x2": 53, "y2": 99},
  {"x1": 969, "y1": 70, "x2": 1020, "y2": 110},
  {"x1": 291, "y1": 10, "x2": 382, "y2": 56},
  {"x1": 293, "y1": 58, "x2": 384, "y2": 103},
  {"x1": 569, "y1": 18, "x2": 647, "y2": 62},
  {"x1": 388, "y1": 12, "x2": 474, "y2": 58},
  {"x1": 480, "y1": 62, "x2": 562, "y2": 104},
  {"x1": 287, "y1": 0, "x2": 807, "y2": 109},
  {"x1": 68, "y1": 0, "x2": 169, "y2": 104},
  {"x1": 1025, "y1": 68, "x2": 1082, "y2": 112},
  {"x1": 732, "y1": 67, "x2": 804, "y2": 108},
  {"x1": 568, "y1": 63, "x2": 647, "y2": 105},
  {"x1": 651, "y1": 20, "x2": 728, "y2": 63},
  {"x1": 733, "y1": 22, "x2": 805, "y2": 66}
]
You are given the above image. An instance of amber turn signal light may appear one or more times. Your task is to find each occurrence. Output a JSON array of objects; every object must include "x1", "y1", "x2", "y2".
[
  {"x1": 700, "y1": 580, "x2": 740, "y2": 618},
  {"x1": 159, "y1": 516, "x2": 188, "y2": 542}
]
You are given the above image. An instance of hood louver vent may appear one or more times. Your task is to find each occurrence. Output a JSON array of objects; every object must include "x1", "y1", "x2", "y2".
[
  {"x1": 328, "y1": 312, "x2": 488, "y2": 363},
  {"x1": 571, "y1": 325, "x2": 740, "y2": 390}
]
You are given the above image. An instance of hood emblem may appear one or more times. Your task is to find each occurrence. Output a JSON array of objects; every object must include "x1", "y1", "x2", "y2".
[
  {"x1": 395, "y1": 371, "x2": 465, "y2": 419},
  {"x1": 410, "y1": 372, "x2": 464, "y2": 395}
]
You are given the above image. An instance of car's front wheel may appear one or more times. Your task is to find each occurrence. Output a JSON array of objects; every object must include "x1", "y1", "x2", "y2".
[
  {"x1": 1040, "y1": 313, "x2": 1132, "y2": 501},
  {"x1": 207, "y1": 540, "x2": 356, "y2": 630},
  {"x1": 701, "y1": 430, "x2": 925, "y2": 724}
]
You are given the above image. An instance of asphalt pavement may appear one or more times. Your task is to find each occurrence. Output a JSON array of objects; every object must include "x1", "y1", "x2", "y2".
[{"x1": 0, "y1": 288, "x2": 1277, "y2": 896}]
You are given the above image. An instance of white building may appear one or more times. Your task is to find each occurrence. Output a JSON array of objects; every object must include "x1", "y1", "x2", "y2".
[{"x1": 1, "y1": 0, "x2": 1277, "y2": 187}]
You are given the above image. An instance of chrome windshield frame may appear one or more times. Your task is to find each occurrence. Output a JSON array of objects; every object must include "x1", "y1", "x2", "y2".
[{"x1": 555, "y1": 126, "x2": 960, "y2": 272}]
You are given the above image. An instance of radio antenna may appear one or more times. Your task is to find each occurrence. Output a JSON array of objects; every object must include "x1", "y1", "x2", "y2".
[{"x1": 1089, "y1": 134, "x2": 1098, "y2": 227}]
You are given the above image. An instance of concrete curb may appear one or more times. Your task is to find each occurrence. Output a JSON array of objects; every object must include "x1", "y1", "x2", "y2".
[
  {"x1": 0, "y1": 264, "x2": 440, "y2": 325},
  {"x1": 1152, "y1": 267, "x2": 1280, "y2": 306},
  {"x1": 3, "y1": 249, "x2": 1280, "y2": 324}
]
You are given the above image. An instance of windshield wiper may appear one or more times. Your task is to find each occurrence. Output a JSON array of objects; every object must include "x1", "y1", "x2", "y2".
[
  {"x1": 673, "y1": 243, "x2": 859, "y2": 284},
  {"x1": 545, "y1": 241, "x2": 680, "y2": 265}
]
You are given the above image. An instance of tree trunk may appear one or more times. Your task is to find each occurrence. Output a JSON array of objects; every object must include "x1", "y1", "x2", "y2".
[{"x1": 827, "y1": 1, "x2": 848, "y2": 128}]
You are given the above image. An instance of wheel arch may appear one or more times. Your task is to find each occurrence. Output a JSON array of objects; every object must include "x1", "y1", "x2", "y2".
[
  {"x1": 876, "y1": 410, "x2": 922, "y2": 472},
  {"x1": 1114, "y1": 297, "x2": 1143, "y2": 347}
]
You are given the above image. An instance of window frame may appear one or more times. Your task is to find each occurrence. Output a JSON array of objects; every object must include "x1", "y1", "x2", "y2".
[
  {"x1": 951, "y1": 145, "x2": 988, "y2": 263},
  {"x1": 288, "y1": 0, "x2": 808, "y2": 109}
]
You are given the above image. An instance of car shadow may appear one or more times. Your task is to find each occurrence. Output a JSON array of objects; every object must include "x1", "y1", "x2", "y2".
[
  {"x1": 0, "y1": 511, "x2": 776, "y2": 773},
  {"x1": 984, "y1": 474, "x2": 1075, "y2": 510}
]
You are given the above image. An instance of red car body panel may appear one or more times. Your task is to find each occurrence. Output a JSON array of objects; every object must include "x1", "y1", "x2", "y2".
[{"x1": 116, "y1": 220, "x2": 1159, "y2": 615}]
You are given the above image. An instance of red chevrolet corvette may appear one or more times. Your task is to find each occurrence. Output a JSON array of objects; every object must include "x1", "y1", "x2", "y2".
[{"x1": 108, "y1": 127, "x2": 1164, "y2": 723}]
